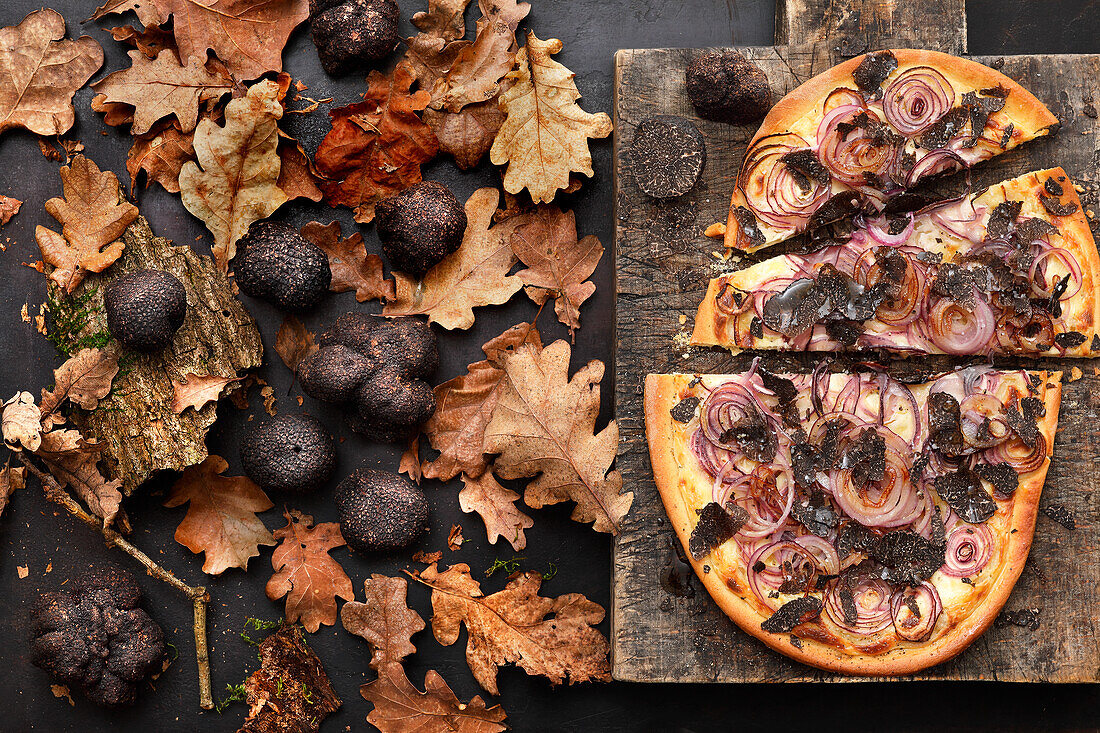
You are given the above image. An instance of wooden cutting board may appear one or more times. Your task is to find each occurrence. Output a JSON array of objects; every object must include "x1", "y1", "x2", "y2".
[{"x1": 611, "y1": 0, "x2": 1100, "y2": 683}]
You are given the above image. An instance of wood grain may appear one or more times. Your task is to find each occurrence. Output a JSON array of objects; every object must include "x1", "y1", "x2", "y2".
[{"x1": 775, "y1": 0, "x2": 967, "y2": 56}]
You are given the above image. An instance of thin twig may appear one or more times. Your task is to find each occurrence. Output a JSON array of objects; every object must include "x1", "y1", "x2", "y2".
[{"x1": 17, "y1": 453, "x2": 214, "y2": 710}]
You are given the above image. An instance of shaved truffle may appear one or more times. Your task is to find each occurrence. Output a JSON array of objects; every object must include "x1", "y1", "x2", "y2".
[
  {"x1": 852, "y1": 50, "x2": 898, "y2": 97},
  {"x1": 334, "y1": 469, "x2": 429, "y2": 552},
  {"x1": 790, "y1": 488, "x2": 838, "y2": 538},
  {"x1": 976, "y1": 462, "x2": 1019, "y2": 496},
  {"x1": 235, "y1": 222, "x2": 332, "y2": 312},
  {"x1": 240, "y1": 413, "x2": 336, "y2": 494},
  {"x1": 1039, "y1": 193, "x2": 1079, "y2": 217},
  {"x1": 934, "y1": 468, "x2": 997, "y2": 523},
  {"x1": 670, "y1": 396, "x2": 700, "y2": 423},
  {"x1": 104, "y1": 269, "x2": 187, "y2": 352},
  {"x1": 375, "y1": 181, "x2": 467, "y2": 278},
  {"x1": 995, "y1": 607, "x2": 1041, "y2": 630},
  {"x1": 871, "y1": 530, "x2": 945, "y2": 585},
  {"x1": 1003, "y1": 396, "x2": 1044, "y2": 447},
  {"x1": 731, "y1": 206, "x2": 765, "y2": 249},
  {"x1": 780, "y1": 149, "x2": 829, "y2": 192},
  {"x1": 761, "y1": 595, "x2": 822, "y2": 633},
  {"x1": 685, "y1": 50, "x2": 771, "y2": 124},
  {"x1": 928, "y1": 391, "x2": 964, "y2": 456},
  {"x1": 310, "y1": 0, "x2": 399, "y2": 76},
  {"x1": 688, "y1": 502, "x2": 748, "y2": 559},
  {"x1": 842, "y1": 428, "x2": 886, "y2": 487},
  {"x1": 1042, "y1": 503, "x2": 1076, "y2": 530},
  {"x1": 1054, "y1": 331, "x2": 1086, "y2": 349},
  {"x1": 716, "y1": 404, "x2": 777, "y2": 462},
  {"x1": 628, "y1": 115, "x2": 706, "y2": 198}
]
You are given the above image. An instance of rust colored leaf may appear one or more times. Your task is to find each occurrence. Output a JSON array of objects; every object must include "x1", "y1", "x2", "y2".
[
  {"x1": 362, "y1": 662, "x2": 507, "y2": 733},
  {"x1": 127, "y1": 119, "x2": 195, "y2": 193},
  {"x1": 418, "y1": 562, "x2": 611, "y2": 694},
  {"x1": 424, "y1": 96, "x2": 505, "y2": 170},
  {"x1": 399, "y1": 434, "x2": 422, "y2": 483},
  {"x1": 106, "y1": 24, "x2": 176, "y2": 60},
  {"x1": 39, "y1": 347, "x2": 120, "y2": 423},
  {"x1": 412, "y1": 0, "x2": 474, "y2": 42},
  {"x1": 164, "y1": 454, "x2": 275, "y2": 575},
  {"x1": 35, "y1": 428, "x2": 123, "y2": 527},
  {"x1": 300, "y1": 221, "x2": 395, "y2": 302},
  {"x1": 340, "y1": 574, "x2": 425, "y2": 670},
  {"x1": 171, "y1": 372, "x2": 241, "y2": 414},
  {"x1": 431, "y1": 0, "x2": 530, "y2": 112},
  {"x1": 0, "y1": 195, "x2": 21, "y2": 225},
  {"x1": 314, "y1": 64, "x2": 438, "y2": 224},
  {"x1": 267, "y1": 510, "x2": 354, "y2": 633},
  {"x1": 277, "y1": 133, "x2": 323, "y2": 203},
  {"x1": 383, "y1": 187, "x2": 523, "y2": 330},
  {"x1": 274, "y1": 315, "x2": 318, "y2": 372},
  {"x1": 0, "y1": 10, "x2": 103, "y2": 137},
  {"x1": 2, "y1": 392, "x2": 41, "y2": 452},
  {"x1": 484, "y1": 340, "x2": 630, "y2": 534},
  {"x1": 447, "y1": 524, "x2": 465, "y2": 550},
  {"x1": 90, "y1": 0, "x2": 163, "y2": 26},
  {"x1": 0, "y1": 463, "x2": 25, "y2": 518},
  {"x1": 459, "y1": 471, "x2": 532, "y2": 551}
]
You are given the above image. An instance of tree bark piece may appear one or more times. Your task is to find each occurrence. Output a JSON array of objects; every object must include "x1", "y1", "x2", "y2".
[{"x1": 775, "y1": 0, "x2": 967, "y2": 57}]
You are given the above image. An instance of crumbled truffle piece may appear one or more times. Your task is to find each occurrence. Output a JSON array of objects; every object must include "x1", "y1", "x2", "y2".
[
  {"x1": 995, "y1": 607, "x2": 1041, "y2": 631},
  {"x1": 240, "y1": 413, "x2": 336, "y2": 493},
  {"x1": 731, "y1": 206, "x2": 765, "y2": 249},
  {"x1": 685, "y1": 51, "x2": 771, "y2": 124},
  {"x1": 235, "y1": 222, "x2": 332, "y2": 312},
  {"x1": 688, "y1": 502, "x2": 748, "y2": 559},
  {"x1": 716, "y1": 404, "x2": 777, "y2": 462},
  {"x1": 1044, "y1": 177, "x2": 1065, "y2": 196},
  {"x1": 628, "y1": 115, "x2": 706, "y2": 198},
  {"x1": 104, "y1": 269, "x2": 187, "y2": 352},
  {"x1": 808, "y1": 191, "x2": 864, "y2": 231},
  {"x1": 1039, "y1": 193, "x2": 1080, "y2": 217},
  {"x1": 334, "y1": 469, "x2": 429, "y2": 552},
  {"x1": 871, "y1": 530, "x2": 946, "y2": 585},
  {"x1": 375, "y1": 181, "x2": 467, "y2": 278},
  {"x1": 670, "y1": 396, "x2": 700, "y2": 423},
  {"x1": 310, "y1": 0, "x2": 399, "y2": 76},
  {"x1": 790, "y1": 488, "x2": 838, "y2": 538},
  {"x1": 30, "y1": 565, "x2": 165, "y2": 708},
  {"x1": 761, "y1": 596, "x2": 822, "y2": 634},
  {"x1": 789, "y1": 634, "x2": 803, "y2": 649},
  {"x1": 842, "y1": 428, "x2": 886, "y2": 487},
  {"x1": 998, "y1": 123, "x2": 1014, "y2": 148},
  {"x1": 759, "y1": 369, "x2": 799, "y2": 428},
  {"x1": 977, "y1": 462, "x2": 1019, "y2": 497},
  {"x1": 934, "y1": 468, "x2": 997, "y2": 523},
  {"x1": 918, "y1": 106, "x2": 967, "y2": 150},
  {"x1": 1042, "y1": 503, "x2": 1077, "y2": 530},
  {"x1": 986, "y1": 200, "x2": 1023, "y2": 241},
  {"x1": 928, "y1": 391, "x2": 964, "y2": 456},
  {"x1": 836, "y1": 520, "x2": 877, "y2": 561},
  {"x1": 780, "y1": 149, "x2": 830, "y2": 192},
  {"x1": 1054, "y1": 331, "x2": 1087, "y2": 349},
  {"x1": 1003, "y1": 396, "x2": 1043, "y2": 447},
  {"x1": 749, "y1": 316, "x2": 764, "y2": 338},
  {"x1": 791, "y1": 442, "x2": 819, "y2": 488},
  {"x1": 852, "y1": 50, "x2": 898, "y2": 97}
]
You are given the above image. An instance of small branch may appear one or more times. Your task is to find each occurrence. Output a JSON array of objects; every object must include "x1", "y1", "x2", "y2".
[{"x1": 17, "y1": 453, "x2": 214, "y2": 710}]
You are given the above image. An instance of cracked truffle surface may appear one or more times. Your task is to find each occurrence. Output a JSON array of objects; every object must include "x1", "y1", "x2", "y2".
[
  {"x1": 104, "y1": 269, "x2": 187, "y2": 352},
  {"x1": 310, "y1": 0, "x2": 400, "y2": 76},
  {"x1": 240, "y1": 413, "x2": 336, "y2": 494},
  {"x1": 375, "y1": 181, "x2": 467, "y2": 278},
  {"x1": 234, "y1": 222, "x2": 332, "y2": 313},
  {"x1": 685, "y1": 51, "x2": 771, "y2": 124},
  {"x1": 334, "y1": 469, "x2": 429, "y2": 552}
]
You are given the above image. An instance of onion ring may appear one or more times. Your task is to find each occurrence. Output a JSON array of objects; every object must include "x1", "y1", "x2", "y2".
[{"x1": 882, "y1": 66, "x2": 953, "y2": 135}]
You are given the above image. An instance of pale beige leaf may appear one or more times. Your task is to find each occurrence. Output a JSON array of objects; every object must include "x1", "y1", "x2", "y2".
[
  {"x1": 431, "y1": 0, "x2": 530, "y2": 112},
  {"x1": 39, "y1": 348, "x2": 120, "y2": 422},
  {"x1": 3, "y1": 392, "x2": 42, "y2": 452},
  {"x1": 275, "y1": 315, "x2": 318, "y2": 372},
  {"x1": 266, "y1": 509, "x2": 354, "y2": 633},
  {"x1": 411, "y1": 0, "x2": 474, "y2": 41},
  {"x1": 363, "y1": 663, "x2": 507, "y2": 733},
  {"x1": 459, "y1": 471, "x2": 532, "y2": 551},
  {"x1": 171, "y1": 372, "x2": 241, "y2": 414},
  {"x1": 90, "y1": 0, "x2": 163, "y2": 26},
  {"x1": 35, "y1": 428, "x2": 123, "y2": 526},
  {"x1": 341, "y1": 574, "x2": 425, "y2": 670}
]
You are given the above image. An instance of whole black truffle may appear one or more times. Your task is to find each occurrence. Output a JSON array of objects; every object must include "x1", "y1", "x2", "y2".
[
  {"x1": 104, "y1": 269, "x2": 187, "y2": 352},
  {"x1": 30, "y1": 565, "x2": 166, "y2": 708},
  {"x1": 310, "y1": 0, "x2": 399, "y2": 76},
  {"x1": 334, "y1": 469, "x2": 429, "y2": 552},
  {"x1": 240, "y1": 413, "x2": 336, "y2": 493},
  {"x1": 375, "y1": 181, "x2": 467, "y2": 278},
  {"x1": 628, "y1": 115, "x2": 706, "y2": 198},
  {"x1": 234, "y1": 222, "x2": 331, "y2": 312},
  {"x1": 686, "y1": 51, "x2": 771, "y2": 124}
]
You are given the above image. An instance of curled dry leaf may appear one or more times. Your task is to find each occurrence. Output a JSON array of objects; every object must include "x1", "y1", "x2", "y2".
[
  {"x1": 383, "y1": 187, "x2": 523, "y2": 330},
  {"x1": 490, "y1": 32, "x2": 613, "y2": 203},
  {"x1": 362, "y1": 662, "x2": 507, "y2": 733},
  {"x1": 340, "y1": 574, "x2": 425, "y2": 670},
  {"x1": 399, "y1": 435, "x2": 422, "y2": 483},
  {"x1": 127, "y1": 119, "x2": 195, "y2": 193},
  {"x1": 240, "y1": 623, "x2": 341, "y2": 733},
  {"x1": 300, "y1": 221, "x2": 395, "y2": 303},
  {"x1": 0, "y1": 195, "x2": 21, "y2": 225},
  {"x1": 424, "y1": 95, "x2": 506, "y2": 171},
  {"x1": 0, "y1": 10, "x2": 103, "y2": 137},
  {"x1": 267, "y1": 510, "x2": 354, "y2": 633},
  {"x1": 179, "y1": 79, "x2": 287, "y2": 270},
  {"x1": 0, "y1": 463, "x2": 26, "y2": 518},
  {"x1": 275, "y1": 315, "x2": 318, "y2": 372},
  {"x1": 484, "y1": 340, "x2": 631, "y2": 534},
  {"x1": 106, "y1": 24, "x2": 176, "y2": 60},
  {"x1": 402, "y1": 34, "x2": 469, "y2": 97},
  {"x1": 39, "y1": 347, "x2": 120, "y2": 425},
  {"x1": 418, "y1": 562, "x2": 611, "y2": 695},
  {"x1": 90, "y1": 0, "x2": 163, "y2": 26},
  {"x1": 3, "y1": 392, "x2": 42, "y2": 452},
  {"x1": 164, "y1": 454, "x2": 276, "y2": 575},
  {"x1": 35, "y1": 155, "x2": 139, "y2": 292},
  {"x1": 459, "y1": 471, "x2": 532, "y2": 551},
  {"x1": 35, "y1": 428, "x2": 123, "y2": 527},
  {"x1": 277, "y1": 134, "x2": 324, "y2": 203},
  {"x1": 170, "y1": 373, "x2": 241, "y2": 414},
  {"x1": 447, "y1": 524, "x2": 465, "y2": 550},
  {"x1": 411, "y1": 0, "x2": 474, "y2": 42}
]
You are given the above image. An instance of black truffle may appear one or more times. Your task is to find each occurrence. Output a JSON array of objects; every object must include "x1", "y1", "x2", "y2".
[
  {"x1": 688, "y1": 502, "x2": 748, "y2": 559},
  {"x1": 685, "y1": 51, "x2": 771, "y2": 124},
  {"x1": 334, "y1": 469, "x2": 429, "y2": 552},
  {"x1": 104, "y1": 269, "x2": 187, "y2": 352},
  {"x1": 240, "y1": 413, "x2": 336, "y2": 494},
  {"x1": 628, "y1": 115, "x2": 706, "y2": 199},
  {"x1": 298, "y1": 344, "x2": 374, "y2": 403},
  {"x1": 30, "y1": 565, "x2": 166, "y2": 708},
  {"x1": 310, "y1": 0, "x2": 399, "y2": 76},
  {"x1": 234, "y1": 222, "x2": 332, "y2": 312},
  {"x1": 375, "y1": 181, "x2": 467, "y2": 278}
]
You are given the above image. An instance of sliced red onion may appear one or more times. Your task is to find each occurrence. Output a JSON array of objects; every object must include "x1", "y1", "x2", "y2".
[
  {"x1": 996, "y1": 310, "x2": 1055, "y2": 354},
  {"x1": 891, "y1": 581, "x2": 942, "y2": 641},
  {"x1": 942, "y1": 522, "x2": 994, "y2": 577},
  {"x1": 1030, "y1": 246, "x2": 1083, "y2": 300},
  {"x1": 929, "y1": 196, "x2": 982, "y2": 241},
  {"x1": 691, "y1": 428, "x2": 729, "y2": 478},
  {"x1": 829, "y1": 429, "x2": 922, "y2": 527},
  {"x1": 825, "y1": 575, "x2": 894, "y2": 634},
  {"x1": 866, "y1": 214, "x2": 914, "y2": 246},
  {"x1": 823, "y1": 87, "x2": 866, "y2": 112},
  {"x1": 747, "y1": 539, "x2": 820, "y2": 608},
  {"x1": 906, "y1": 148, "x2": 965, "y2": 188},
  {"x1": 882, "y1": 66, "x2": 953, "y2": 136},
  {"x1": 988, "y1": 432, "x2": 1047, "y2": 474},
  {"x1": 817, "y1": 104, "x2": 899, "y2": 186},
  {"x1": 928, "y1": 289, "x2": 995, "y2": 355},
  {"x1": 794, "y1": 534, "x2": 841, "y2": 575},
  {"x1": 740, "y1": 133, "x2": 831, "y2": 229},
  {"x1": 729, "y1": 465, "x2": 796, "y2": 539}
]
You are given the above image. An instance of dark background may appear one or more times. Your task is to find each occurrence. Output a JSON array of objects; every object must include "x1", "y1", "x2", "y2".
[{"x1": 0, "y1": 1, "x2": 1097, "y2": 731}]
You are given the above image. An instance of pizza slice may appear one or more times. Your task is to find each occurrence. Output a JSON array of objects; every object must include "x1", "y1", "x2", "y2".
[
  {"x1": 693, "y1": 168, "x2": 1100, "y2": 357},
  {"x1": 645, "y1": 365, "x2": 1060, "y2": 675},
  {"x1": 727, "y1": 49, "x2": 1059, "y2": 252}
]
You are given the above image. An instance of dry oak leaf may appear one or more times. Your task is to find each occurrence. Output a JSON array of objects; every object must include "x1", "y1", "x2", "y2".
[
  {"x1": 484, "y1": 340, "x2": 630, "y2": 534},
  {"x1": 39, "y1": 347, "x2": 120, "y2": 424},
  {"x1": 90, "y1": 0, "x2": 163, "y2": 26},
  {"x1": 0, "y1": 10, "x2": 103, "y2": 137},
  {"x1": 490, "y1": 33, "x2": 612, "y2": 203},
  {"x1": 424, "y1": 97, "x2": 505, "y2": 171},
  {"x1": 164, "y1": 454, "x2": 276, "y2": 574},
  {"x1": 3, "y1": 392, "x2": 42, "y2": 452},
  {"x1": 300, "y1": 221, "x2": 395, "y2": 302},
  {"x1": 179, "y1": 79, "x2": 287, "y2": 271},
  {"x1": 266, "y1": 509, "x2": 354, "y2": 633},
  {"x1": 127, "y1": 119, "x2": 195, "y2": 193},
  {"x1": 241, "y1": 623, "x2": 342, "y2": 733},
  {"x1": 422, "y1": 320, "x2": 541, "y2": 481},
  {"x1": 509, "y1": 205, "x2": 602, "y2": 338},
  {"x1": 399, "y1": 434, "x2": 422, "y2": 483},
  {"x1": 0, "y1": 463, "x2": 26, "y2": 519},
  {"x1": 277, "y1": 133, "x2": 324, "y2": 203},
  {"x1": 383, "y1": 187, "x2": 523, "y2": 330},
  {"x1": 171, "y1": 372, "x2": 241, "y2": 414},
  {"x1": 412, "y1": 0, "x2": 474, "y2": 42},
  {"x1": 459, "y1": 471, "x2": 532, "y2": 551},
  {"x1": 35, "y1": 428, "x2": 123, "y2": 527},
  {"x1": 91, "y1": 50, "x2": 232, "y2": 135},
  {"x1": 36, "y1": 155, "x2": 139, "y2": 293},
  {"x1": 363, "y1": 662, "x2": 507, "y2": 733},
  {"x1": 402, "y1": 34, "x2": 470, "y2": 98},
  {"x1": 0, "y1": 195, "x2": 22, "y2": 225},
  {"x1": 275, "y1": 314, "x2": 318, "y2": 372},
  {"x1": 447, "y1": 524, "x2": 465, "y2": 550},
  {"x1": 106, "y1": 24, "x2": 177, "y2": 60},
  {"x1": 152, "y1": 0, "x2": 310, "y2": 81},
  {"x1": 418, "y1": 562, "x2": 611, "y2": 694},
  {"x1": 341, "y1": 574, "x2": 425, "y2": 670}
]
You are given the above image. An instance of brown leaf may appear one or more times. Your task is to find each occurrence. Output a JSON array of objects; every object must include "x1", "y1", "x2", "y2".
[
  {"x1": 39, "y1": 348, "x2": 120, "y2": 424},
  {"x1": 509, "y1": 205, "x2": 602, "y2": 338},
  {"x1": 277, "y1": 133, "x2": 324, "y2": 203},
  {"x1": 3, "y1": 392, "x2": 42, "y2": 452},
  {"x1": 90, "y1": 0, "x2": 163, "y2": 26},
  {"x1": 412, "y1": 0, "x2": 474, "y2": 42},
  {"x1": 35, "y1": 155, "x2": 139, "y2": 292},
  {"x1": 399, "y1": 434, "x2": 422, "y2": 483},
  {"x1": 459, "y1": 471, "x2": 532, "y2": 551},
  {"x1": 267, "y1": 510, "x2": 354, "y2": 633},
  {"x1": 413, "y1": 550, "x2": 443, "y2": 564},
  {"x1": 362, "y1": 662, "x2": 507, "y2": 733},
  {"x1": 0, "y1": 10, "x2": 103, "y2": 137},
  {"x1": 171, "y1": 372, "x2": 241, "y2": 414},
  {"x1": 0, "y1": 463, "x2": 26, "y2": 519},
  {"x1": 106, "y1": 24, "x2": 176, "y2": 60},
  {"x1": 403, "y1": 34, "x2": 470, "y2": 95},
  {"x1": 419, "y1": 562, "x2": 611, "y2": 694},
  {"x1": 341, "y1": 574, "x2": 425, "y2": 670},
  {"x1": 275, "y1": 315, "x2": 318, "y2": 372},
  {"x1": 424, "y1": 96, "x2": 505, "y2": 171},
  {"x1": 179, "y1": 79, "x2": 287, "y2": 270},
  {"x1": 50, "y1": 683, "x2": 75, "y2": 706},
  {"x1": 447, "y1": 524, "x2": 465, "y2": 550},
  {"x1": 240, "y1": 624, "x2": 342, "y2": 733},
  {"x1": 490, "y1": 32, "x2": 613, "y2": 203},
  {"x1": 0, "y1": 195, "x2": 22, "y2": 225},
  {"x1": 164, "y1": 455, "x2": 275, "y2": 575},
  {"x1": 422, "y1": 321, "x2": 541, "y2": 481},
  {"x1": 91, "y1": 50, "x2": 232, "y2": 135},
  {"x1": 35, "y1": 429, "x2": 123, "y2": 527},
  {"x1": 152, "y1": 0, "x2": 310, "y2": 80},
  {"x1": 484, "y1": 340, "x2": 631, "y2": 534},
  {"x1": 127, "y1": 119, "x2": 195, "y2": 193},
  {"x1": 300, "y1": 221, "x2": 395, "y2": 302},
  {"x1": 314, "y1": 64, "x2": 438, "y2": 224},
  {"x1": 383, "y1": 187, "x2": 523, "y2": 330}
]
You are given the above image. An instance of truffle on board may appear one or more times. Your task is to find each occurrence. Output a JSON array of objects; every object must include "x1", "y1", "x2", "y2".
[
  {"x1": 234, "y1": 222, "x2": 332, "y2": 313},
  {"x1": 334, "y1": 469, "x2": 429, "y2": 552},
  {"x1": 240, "y1": 413, "x2": 336, "y2": 493},
  {"x1": 310, "y1": 0, "x2": 400, "y2": 76},
  {"x1": 627, "y1": 115, "x2": 706, "y2": 199},
  {"x1": 375, "y1": 181, "x2": 467, "y2": 278},
  {"x1": 685, "y1": 50, "x2": 771, "y2": 124},
  {"x1": 104, "y1": 269, "x2": 187, "y2": 352}
]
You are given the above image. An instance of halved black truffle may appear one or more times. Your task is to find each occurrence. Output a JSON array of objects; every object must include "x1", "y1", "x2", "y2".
[
  {"x1": 334, "y1": 469, "x2": 429, "y2": 552},
  {"x1": 104, "y1": 269, "x2": 187, "y2": 352},
  {"x1": 375, "y1": 181, "x2": 467, "y2": 278},
  {"x1": 240, "y1": 413, "x2": 336, "y2": 493},
  {"x1": 628, "y1": 115, "x2": 706, "y2": 199},
  {"x1": 234, "y1": 222, "x2": 332, "y2": 312},
  {"x1": 685, "y1": 51, "x2": 771, "y2": 124},
  {"x1": 310, "y1": 0, "x2": 399, "y2": 76}
]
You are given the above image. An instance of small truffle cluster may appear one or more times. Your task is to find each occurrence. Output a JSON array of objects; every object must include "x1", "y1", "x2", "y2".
[
  {"x1": 240, "y1": 413, "x2": 336, "y2": 494},
  {"x1": 376, "y1": 181, "x2": 468, "y2": 278},
  {"x1": 235, "y1": 222, "x2": 332, "y2": 313},
  {"x1": 309, "y1": 0, "x2": 400, "y2": 76},
  {"x1": 298, "y1": 313, "x2": 438, "y2": 442}
]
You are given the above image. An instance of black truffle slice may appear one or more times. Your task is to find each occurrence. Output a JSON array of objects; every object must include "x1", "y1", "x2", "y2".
[
  {"x1": 688, "y1": 502, "x2": 748, "y2": 559},
  {"x1": 234, "y1": 222, "x2": 332, "y2": 312},
  {"x1": 375, "y1": 181, "x2": 467, "y2": 278},
  {"x1": 240, "y1": 413, "x2": 336, "y2": 494},
  {"x1": 104, "y1": 269, "x2": 187, "y2": 352},
  {"x1": 685, "y1": 50, "x2": 771, "y2": 124},
  {"x1": 870, "y1": 529, "x2": 945, "y2": 585},
  {"x1": 670, "y1": 396, "x2": 700, "y2": 423},
  {"x1": 934, "y1": 468, "x2": 997, "y2": 524},
  {"x1": 1042, "y1": 503, "x2": 1076, "y2": 530},
  {"x1": 852, "y1": 50, "x2": 898, "y2": 97},
  {"x1": 334, "y1": 469, "x2": 429, "y2": 552},
  {"x1": 353, "y1": 364, "x2": 437, "y2": 442},
  {"x1": 761, "y1": 595, "x2": 822, "y2": 634},
  {"x1": 928, "y1": 391, "x2": 964, "y2": 456},
  {"x1": 790, "y1": 488, "x2": 838, "y2": 538},
  {"x1": 298, "y1": 344, "x2": 374, "y2": 403},
  {"x1": 628, "y1": 115, "x2": 706, "y2": 199},
  {"x1": 310, "y1": 0, "x2": 399, "y2": 76},
  {"x1": 976, "y1": 462, "x2": 1019, "y2": 497},
  {"x1": 1054, "y1": 331, "x2": 1087, "y2": 349},
  {"x1": 1003, "y1": 396, "x2": 1043, "y2": 447}
]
